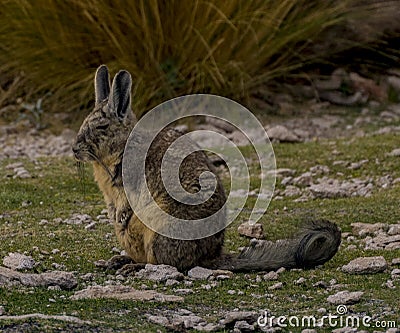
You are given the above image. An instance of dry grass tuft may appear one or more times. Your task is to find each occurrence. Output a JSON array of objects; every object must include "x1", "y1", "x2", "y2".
[{"x1": 0, "y1": 0, "x2": 386, "y2": 117}]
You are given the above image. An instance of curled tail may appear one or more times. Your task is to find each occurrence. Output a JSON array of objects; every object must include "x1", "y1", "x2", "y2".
[{"x1": 209, "y1": 220, "x2": 341, "y2": 272}]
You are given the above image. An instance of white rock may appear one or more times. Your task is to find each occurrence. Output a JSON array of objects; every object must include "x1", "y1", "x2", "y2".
[
  {"x1": 136, "y1": 264, "x2": 184, "y2": 282},
  {"x1": 187, "y1": 266, "x2": 213, "y2": 280},
  {"x1": 267, "y1": 125, "x2": 301, "y2": 143},
  {"x1": 3, "y1": 252, "x2": 35, "y2": 270},
  {"x1": 342, "y1": 256, "x2": 387, "y2": 274},
  {"x1": 327, "y1": 290, "x2": 364, "y2": 305}
]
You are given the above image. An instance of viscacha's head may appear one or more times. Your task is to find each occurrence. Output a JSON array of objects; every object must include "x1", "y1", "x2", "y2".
[{"x1": 72, "y1": 65, "x2": 137, "y2": 163}]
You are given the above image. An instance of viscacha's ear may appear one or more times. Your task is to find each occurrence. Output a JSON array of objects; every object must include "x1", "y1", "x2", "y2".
[
  {"x1": 95, "y1": 65, "x2": 110, "y2": 104},
  {"x1": 108, "y1": 70, "x2": 132, "y2": 120}
]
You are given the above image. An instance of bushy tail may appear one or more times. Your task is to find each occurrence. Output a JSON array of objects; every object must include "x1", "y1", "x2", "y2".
[{"x1": 210, "y1": 220, "x2": 341, "y2": 272}]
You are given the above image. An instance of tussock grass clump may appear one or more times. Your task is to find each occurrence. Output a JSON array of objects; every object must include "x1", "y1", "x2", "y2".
[{"x1": 0, "y1": 0, "x2": 364, "y2": 116}]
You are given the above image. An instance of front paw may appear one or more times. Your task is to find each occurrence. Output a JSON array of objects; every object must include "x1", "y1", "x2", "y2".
[
  {"x1": 116, "y1": 207, "x2": 133, "y2": 229},
  {"x1": 94, "y1": 255, "x2": 134, "y2": 270}
]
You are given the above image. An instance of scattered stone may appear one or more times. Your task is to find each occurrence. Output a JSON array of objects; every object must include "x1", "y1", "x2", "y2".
[
  {"x1": 267, "y1": 168, "x2": 296, "y2": 178},
  {"x1": 292, "y1": 172, "x2": 313, "y2": 186},
  {"x1": 342, "y1": 256, "x2": 388, "y2": 274},
  {"x1": 309, "y1": 165, "x2": 330, "y2": 175},
  {"x1": 391, "y1": 268, "x2": 400, "y2": 278},
  {"x1": 0, "y1": 305, "x2": 5, "y2": 316},
  {"x1": 263, "y1": 271, "x2": 279, "y2": 281},
  {"x1": 238, "y1": 222, "x2": 264, "y2": 239},
  {"x1": 266, "y1": 125, "x2": 301, "y2": 143},
  {"x1": 188, "y1": 266, "x2": 213, "y2": 280},
  {"x1": 327, "y1": 291, "x2": 364, "y2": 305},
  {"x1": 0, "y1": 313, "x2": 90, "y2": 324},
  {"x1": 365, "y1": 234, "x2": 400, "y2": 250},
  {"x1": 220, "y1": 311, "x2": 258, "y2": 326},
  {"x1": 387, "y1": 148, "x2": 400, "y2": 157},
  {"x1": 384, "y1": 280, "x2": 396, "y2": 289},
  {"x1": 351, "y1": 222, "x2": 386, "y2": 236},
  {"x1": 388, "y1": 224, "x2": 400, "y2": 235},
  {"x1": 84, "y1": 222, "x2": 96, "y2": 230},
  {"x1": 0, "y1": 266, "x2": 77, "y2": 290},
  {"x1": 63, "y1": 213, "x2": 93, "y2": 225},
  {"x1": 276, "y1": 267, "x2": 286, "y2": 274},
  {"x1": 313, "y1": 281, "x2": 329, "y2": 289},
  {"x1": 174, "y1": 289, "x2": 193, "y2": 295},
  {"x1": 147, "y1": 315, "x2": 170, "y2": 327},
  {"x1": 234, "y1": 320, "x2": 254, "y2": 332},
  {"x1": 309, "y1": 177, "x2": 373, "y2": 199},
  {"x1": 165, "y1": 279, "x2": 180, "y2": 287},
  {"x1": 301, "y1": 330, "x2": 317, "y2": 333},
  {"x1": 348, "y1": 159, "x2": 368, "y2": 170},
  {"x1": 331, "y1": 327, "x2": 358, "y2": 333},
  {"x1": 3, "y1": 253, "x2": 35, "y2": 270},
  {"x1": 282, "y1": 185, "x2": 302, "y2": 197},
  {"x1": 294, "y1": 277, "x2": 306, "y2": 285},
  {"x1": 211, "y1": 270, "x2": 234, "y2": 278},
  {"x1": 392, "y1": 258, "x2": 400, "y2": 266},
  {"x1": 136, "y1": 264, "x2": 184, "y2": 282},
  {"x1": 268, "y1": 282, "x2": 283, "y2": 290},
  {"x1": 71, "y1": 285, "x2": 183, "y2": 302}
]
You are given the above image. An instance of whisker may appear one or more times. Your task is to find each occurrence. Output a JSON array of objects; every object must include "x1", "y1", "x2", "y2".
[
  {"x1": 75, "y1": 161, "x2": 86, "y2": 195},
  {"x1": 87, "y1": 151, "x2": 114, "y2": 180}
]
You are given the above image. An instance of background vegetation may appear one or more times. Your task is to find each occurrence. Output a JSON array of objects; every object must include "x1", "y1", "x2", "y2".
[{"x1": 0, "y1": 0, "x2": 397, "y2": 120}]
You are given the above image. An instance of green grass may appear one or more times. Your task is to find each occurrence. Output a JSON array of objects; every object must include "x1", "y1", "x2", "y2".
[
  {"x1": 0, "y1": 133, "x2": 399, "y2": 332},
  {"x1": 0, "y1": 0, "x2": 375, "y2": 118}
]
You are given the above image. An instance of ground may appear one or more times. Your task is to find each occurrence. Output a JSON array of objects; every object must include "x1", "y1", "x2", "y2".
[{"x1": 0, "y1": 103, "x2": 399, "y2": 332}]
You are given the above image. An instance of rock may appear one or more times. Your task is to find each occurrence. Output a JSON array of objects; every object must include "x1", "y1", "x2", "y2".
[
  {"x1": 174, "y1": 288, "x2": 193, "y2": 295},
  {"x1": 71, "y1": 285, "x2": 183, "y2": 302},
  {"x1": 220, "y1": 311, "x2": 258, "y2": 326},
  {"x1": 136, "y1": 264, "x2": 184, "y2": 282},
  {"x1": 351, "y1": 222, "x2": 386, "y2": 236},
  {"x1": 263, "y1": 271, "x2": 279, "y2": 281},
  {"x1": 391, "y1": 268, "x2": 400, "y2": 278},
  {"x1": 234, "y1": 320, "x2": 254, "y2": 332},
  {"x1": 147, "y1": 315, "x2": 170, "y2": 327},
  {"x1": 392, "y1": 258, "x2": 400, "y2": 265},
  {"x1": 266, "y1": 125, "x2": 301, "y2": 143},
  {"x1": 3, "y1": 253, "x2": 35, "y2": 270},
  {"x1": 388, "y1": 224, "x2": 400, "y2": 235},
  {"x1": 238, "y1": 222, "x2": 264, "y2": 239},
  {"x1": 309, "y1": 182, "x2": 347, "y2": 199},
  {"x1": 268, "y1": 282, "x2": 283, "y2": 290},
  {"x1": 309, "y1": 165, "x2": 330, "y2": 175},
  {"x1": 348, "y1": 159, "x2": 368, "y2": 170},
  {"x1": 365, "y1": 234, "x2": 400, "y2": 250},
  {"x1": 327, "y1": 291, "x2": 364, "y2": 305},
  {"x1": 0, "y1": 305, "x2": 5, "y2": 316},
  {"x1": 188, "y1": 266, "x2": 213, "y2": 280},
  {"x1": 165, "y1": 279, "x2": 180, "y2": 286},
  {"x1": 342, "y1": 256, "x2": 387, "y2": 274},
  {"x1": 294, "y1": 277, "x2": 306, "y2": 285},
  {"x1": 282, "y1": 185, "x2": 302, "y2": 197},
  {"x1": 267, "y1": 168, "x2": 296, "y2": 178},
  {"x1": 292, "y1": 172, "x2": 313, "y2": 186},
  {"x1": 387, "y1": 148, "x2": 400, "y2": 157},
  {"x1": 0, "y1": 266, "x2": 77, "y2": 290}
]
